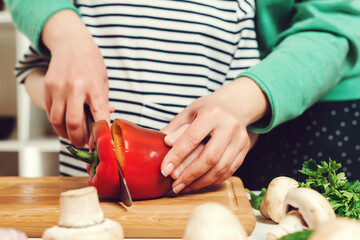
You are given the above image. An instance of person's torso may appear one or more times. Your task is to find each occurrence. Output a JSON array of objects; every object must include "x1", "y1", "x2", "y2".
[{"x1": 75, "y1": 0, "x2": 259, "y2": 130}]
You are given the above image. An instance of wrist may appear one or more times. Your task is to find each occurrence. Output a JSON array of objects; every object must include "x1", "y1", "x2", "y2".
[
  {"x1": 219, "y1": 77, "x2": 270, "y2": 126},
  {"x1": 42, "y1": 10, "x2": 92, "y2": 53},
  {"x1": 237, "y1": 77, "x2": 270, "y2": 126},
  {"x1": 24, "y1": 70, "x2": 47, "y2": 110}
]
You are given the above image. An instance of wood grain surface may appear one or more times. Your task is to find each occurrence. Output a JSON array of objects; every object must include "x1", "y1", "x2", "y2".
[{"x1": 0, "y1": 176, "x2": 255, "y2": 238}]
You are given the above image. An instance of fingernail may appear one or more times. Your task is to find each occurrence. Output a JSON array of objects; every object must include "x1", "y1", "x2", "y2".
[
  {"x1": 172, "y1": 183, "x2": 185, "y2": 194},
  {"x1": 161, "y1": 163, "x2": 174, "y2": 177},
  {"x1": 172, "y1": 168, "x2": 180, "y2": 179}
]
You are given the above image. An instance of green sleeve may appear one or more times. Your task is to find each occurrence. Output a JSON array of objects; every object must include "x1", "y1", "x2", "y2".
[
  {"x1": 4, "y1": 0, "x2": 80, "y2": 56},
  {"x1": 239, "y1": 0, "x2": 360, "y2": 134}
]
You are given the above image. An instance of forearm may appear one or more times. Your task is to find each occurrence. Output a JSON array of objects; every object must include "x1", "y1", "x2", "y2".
[
  {"x1": 246, "y1": 0, "x2": 360, "y2": 133},
  {"x1": 42, "y1": 9, "x2": 93, "y2": 55},
  {"x1": 24, "y1": 70, "x2": 46, "y2": 110},
  {"x1": 3, "y1": 0, "x2": 80, "y2": 55},
  {"x1": 240, "y1": 31, "x2": 349, "y2": 133}
]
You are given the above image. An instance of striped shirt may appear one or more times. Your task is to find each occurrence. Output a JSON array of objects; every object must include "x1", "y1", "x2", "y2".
[{"x1": 16, "y1": 0, "x2": 260, "y2": 176}]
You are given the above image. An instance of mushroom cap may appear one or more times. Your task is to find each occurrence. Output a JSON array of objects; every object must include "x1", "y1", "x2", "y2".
[
  {"x1": 42, "y1": 218, "x2": 124, "y2": 240},
  {"x1": 283, "y1": 187, "x2": 336, "y2": 229},
  {"x1": 309, "y1": 218, "x2": 360, "y2": 240},
  {"x1": 259, "y1": 200, "x2": 270, "y2": 219},
  {"x1": 183, "y1": 202, "x2": 247, "y2": 240},
  {"x1": 262, "y1": 176, "x2": 299, "y2": 223},
  {"x1": 58, "y1": 187, "x2": 104, "y2": 228}
]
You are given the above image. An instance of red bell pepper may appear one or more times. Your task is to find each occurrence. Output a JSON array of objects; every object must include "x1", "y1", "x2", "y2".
[
  {"x1": 67, "y1": 119, "x2": 172, "y2": 200},
  {"x1": 67, "y1": 120, "x2": 120, "y2": 199},
  {"x1": 111, "y1": 119, "x2": 172, "y2": 200}
]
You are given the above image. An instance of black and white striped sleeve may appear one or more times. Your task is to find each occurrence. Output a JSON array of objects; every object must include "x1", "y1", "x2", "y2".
[{"x1": 15, "y1": 46, "x2": 50, "y2": 83}]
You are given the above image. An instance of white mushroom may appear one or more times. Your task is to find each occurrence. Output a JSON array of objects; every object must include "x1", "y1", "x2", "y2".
[
  {"x1": 42, "y1": 186, "x2": 123, "y2": 240},
  {"x1": 260, "y1": 176, "x2": 299, "y2": 223},
  {"x1": 0, "y1": 228, "x2": 27, "y2": 240},
  {"x1": 183, "y1": 202, "x2": 247, "y2": 240},
  {"x1": 309, "y1": 217, "x2": 360, "y2": 240},
  {"x1": 267, "y1": 187, "x2": 336, "y2": 240}
]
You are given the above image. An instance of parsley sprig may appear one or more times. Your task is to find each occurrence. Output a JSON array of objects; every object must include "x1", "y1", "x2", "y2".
[
  {"x1": 299, "y1": 158, "x2": 360, "y2": 219},
  {"x1": 278, "y1": 230, "x2": 314, "y2": 240},
  {"x1": 246, "y1": 187, "x2": 267, "y2": 210}
]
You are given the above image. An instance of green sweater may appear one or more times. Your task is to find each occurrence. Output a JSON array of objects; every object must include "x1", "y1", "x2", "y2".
[{"x1": 4, "y1": 0, "x2": 360, "y2": 133}]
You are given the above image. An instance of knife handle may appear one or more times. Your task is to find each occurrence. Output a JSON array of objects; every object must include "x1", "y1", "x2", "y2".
[{"x1": 84, "y1": 105, "x2": 94, "y2": 141}]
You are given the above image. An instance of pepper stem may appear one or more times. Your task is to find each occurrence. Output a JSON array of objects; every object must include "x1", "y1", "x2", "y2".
[{"x1": 66, "y1": 145, "x2": 94, "y2": 164}]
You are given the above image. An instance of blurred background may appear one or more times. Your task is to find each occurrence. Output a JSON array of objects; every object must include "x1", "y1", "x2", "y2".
[{"x1": 0, "y1": 3, "x2": 59, "y2": 177}]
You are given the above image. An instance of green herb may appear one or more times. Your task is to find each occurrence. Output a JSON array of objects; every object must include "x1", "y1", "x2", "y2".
[
  {"x1": 299, "y1": 158, "x2": 360, "y2": 219},
  {"x1": 246, "y1": 187, "x2": 266, "y2": 210},
  {"x1": 278, "y1": 230, "x2": 314, "y2": 240}
]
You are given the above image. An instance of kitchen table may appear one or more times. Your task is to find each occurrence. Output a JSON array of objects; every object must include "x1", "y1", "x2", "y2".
[{"x1": 28, "y1": 193, "x2": 277, "y2": 240}]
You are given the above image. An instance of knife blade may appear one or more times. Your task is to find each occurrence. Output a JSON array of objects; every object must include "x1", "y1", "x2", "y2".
[
  {"x1": 84, "y1": 105, "x2": 133, "y2": 207},
  {"x1": 115, "y1": 158, "x2": 133, "y2": 207}
]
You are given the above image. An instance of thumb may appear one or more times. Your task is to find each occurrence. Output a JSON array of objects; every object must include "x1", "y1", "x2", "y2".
[
  {"x1": 90, "y1": 104, "x2": 111, "y2": 125},
  {"x1": 108, "y1": 104, "x2": 115, "y2": 113}
]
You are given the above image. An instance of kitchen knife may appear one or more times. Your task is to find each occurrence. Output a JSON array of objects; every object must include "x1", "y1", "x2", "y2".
[{"x1": 84, "y1": 106, "x2": 133, "y2": 207}]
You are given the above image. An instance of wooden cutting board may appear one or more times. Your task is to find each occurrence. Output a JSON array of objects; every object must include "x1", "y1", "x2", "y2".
[{"x1": 0, "y1": 176, "x2": 255, "y2": 238}]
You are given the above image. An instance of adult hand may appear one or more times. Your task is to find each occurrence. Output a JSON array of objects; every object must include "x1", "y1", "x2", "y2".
[
  {"x1": 42, "y1": 10, "x2": 109, "y2": 148},
  {"x1": 161, "y1": 77, "x2": 268, "y2": 194}
]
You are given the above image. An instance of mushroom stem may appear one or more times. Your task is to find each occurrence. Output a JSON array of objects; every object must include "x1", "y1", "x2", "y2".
[
  {"x1": 267, "y1": 210, "x2": 307, "y2": 240},
  {"x1": 58, "y1": 187, "x2": 104, "y2": 227}
]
